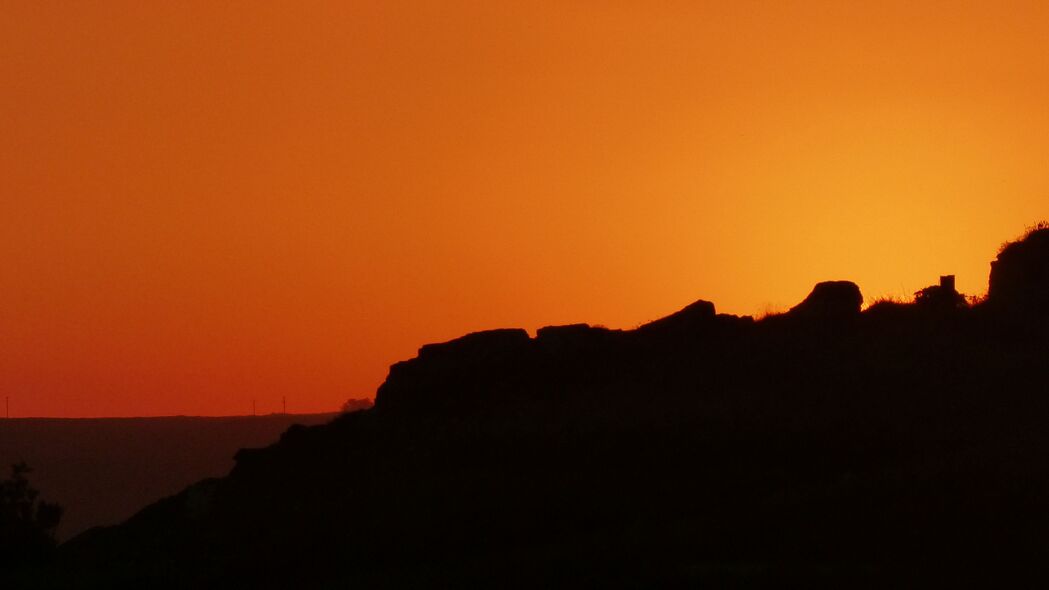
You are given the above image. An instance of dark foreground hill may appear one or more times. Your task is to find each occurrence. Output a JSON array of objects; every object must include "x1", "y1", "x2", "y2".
[
  {"x1": 0, "y1": 414, "x2": 335, "y2": 540},
  {"x1": 14, "y1": 227, "x2": 1049, "y2": 588}
]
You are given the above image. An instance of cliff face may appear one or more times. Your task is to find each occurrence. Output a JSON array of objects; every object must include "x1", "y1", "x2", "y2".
[
  {"x1": 989, "y1": 226, "x2": 1049, "y2": 315},
  {"x1": 23, "y1": 227, "x2": 1049, "y2": 588}
]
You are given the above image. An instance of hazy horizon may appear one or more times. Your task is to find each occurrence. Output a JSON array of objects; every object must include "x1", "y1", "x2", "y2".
[{"x1": 1, "y1": 411, "x2": 339, "y2": 420}]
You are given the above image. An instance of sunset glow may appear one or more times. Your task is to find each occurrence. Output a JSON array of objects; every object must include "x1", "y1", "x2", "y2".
[{"x1": 3, "y1": 1, "x2": 1047, "y2": 416}]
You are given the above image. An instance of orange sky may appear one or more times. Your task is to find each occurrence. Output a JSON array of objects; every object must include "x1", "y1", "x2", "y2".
[{"x1": 2, "y1": 2, "x2": 1048, "y2": 417}]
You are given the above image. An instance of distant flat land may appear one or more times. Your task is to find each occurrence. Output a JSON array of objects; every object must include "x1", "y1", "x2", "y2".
[{"x1": 0, "y1": 413, "x2": 336, "y2": 540}]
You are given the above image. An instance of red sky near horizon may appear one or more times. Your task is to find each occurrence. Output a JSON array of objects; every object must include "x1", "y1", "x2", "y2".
[{"x1": 2, "y1": 2, "x2": 1048, "y2": 417}]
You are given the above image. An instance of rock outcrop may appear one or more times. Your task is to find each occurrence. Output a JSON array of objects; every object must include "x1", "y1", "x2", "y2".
[
  {"x1": 375, "y1": 328, "x2": 533, "y2": 412},
  {"x1": 636, "y1": 299, "x2": 717, "y2": 334},
  {"x1": 535, "y1": 323, "x2": 620, "y2": 354}
]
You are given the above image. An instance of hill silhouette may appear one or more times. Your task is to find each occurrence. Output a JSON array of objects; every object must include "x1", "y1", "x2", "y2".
[{"x1": 12, "y1": 226, "x2": 1049, "y2": 588}]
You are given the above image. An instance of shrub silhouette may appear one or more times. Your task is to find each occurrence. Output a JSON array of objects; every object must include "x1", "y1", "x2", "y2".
[
  {"x1": 913, "y1": 284, "x2": 966, "y2": 309},
  {"x1": 0, "y1": 463, "x2": 63, "y2": 569}
]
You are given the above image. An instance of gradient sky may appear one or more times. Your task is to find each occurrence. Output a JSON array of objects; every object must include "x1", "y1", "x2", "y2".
[{"x1": 2, "y1": 1, "x2": 1048, "y2": 417}]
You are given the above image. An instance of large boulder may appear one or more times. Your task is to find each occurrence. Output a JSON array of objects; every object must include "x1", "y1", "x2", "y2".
[
  {"x1": 988, "y1": 226, "x2": 1049, "y2": 314},
  {"x1": 789, "y1": 281, "x2": 863, "y2": 318}
]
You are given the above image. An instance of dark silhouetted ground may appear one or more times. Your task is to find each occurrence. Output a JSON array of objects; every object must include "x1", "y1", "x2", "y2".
[{"x1": 9, "y1": 226, "x2": 1049, "y2": 588}]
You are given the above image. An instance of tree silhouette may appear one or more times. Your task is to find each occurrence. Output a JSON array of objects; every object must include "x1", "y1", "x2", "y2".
[
  {"x1": 0, "y1": 462, "x2": 63, "y2": 568},
  {"x1": 340, "y1": 397, "x2": 374, "y2": 413}
]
